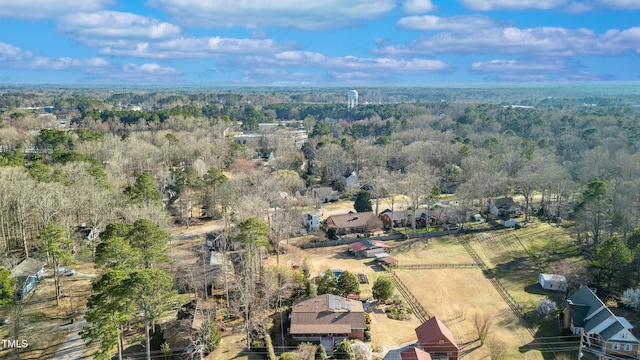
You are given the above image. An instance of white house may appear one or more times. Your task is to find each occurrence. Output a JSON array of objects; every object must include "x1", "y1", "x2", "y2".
[
  {"x1": 305, "y1": 213, "x2": 320, "y2": 231},
  {"x1": 500, "y1": 218, "x2": 516, "y2": 228},
  {"x1": 342, "y1": 171, "x2": 360, "y2": 188},
  {"x1": 539, "y1": 273, "x2": 567, "y2": 292}
]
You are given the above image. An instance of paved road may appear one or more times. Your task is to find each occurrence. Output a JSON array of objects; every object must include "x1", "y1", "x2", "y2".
[{"x1": 52, "y1": 315, "x2": 86, "y2": 360}]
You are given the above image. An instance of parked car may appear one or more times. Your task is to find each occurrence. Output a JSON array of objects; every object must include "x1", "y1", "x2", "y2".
[{"x1": 0, "y1": 317, "x2": 9, "y2": 324}]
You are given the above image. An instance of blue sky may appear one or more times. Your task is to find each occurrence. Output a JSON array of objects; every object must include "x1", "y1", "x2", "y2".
[{"x1": 1, "y1": 0, "x2": 640, "y2": 86}]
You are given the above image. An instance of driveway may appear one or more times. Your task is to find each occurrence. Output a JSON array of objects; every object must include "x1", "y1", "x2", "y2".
[{"x1": 52, "y1": 315, "x2": 86, "y2": 360}]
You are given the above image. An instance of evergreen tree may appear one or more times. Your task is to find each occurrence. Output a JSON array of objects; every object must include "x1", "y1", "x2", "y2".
[
  {"x1": 354, "y1": 190, "x2": 373, "y2": 213},
  {"x1": 372, "y1": 275, "x2": 394, "y2": 302},
  {"x1": 337, "y1": 271, "x2": 360, "y2": 297}
]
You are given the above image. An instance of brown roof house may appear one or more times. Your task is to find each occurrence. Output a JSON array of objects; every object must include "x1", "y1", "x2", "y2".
[
  {"x1": 290, "y1": 294, "x2": 366, "y2": 353},
  {"x1": 401, "y1": 347, "x2": 433, "y2": 360},
  {"x1": 326, "y1": 211, "x2": 378, "y2": 235},
  {"x1": 415, "y1": 317, "x2": 459, "y2": 360}
]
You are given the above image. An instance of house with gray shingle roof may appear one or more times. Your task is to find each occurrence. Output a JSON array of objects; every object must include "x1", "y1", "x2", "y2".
[
  {"x1": 562, "y1": 285, "x2": 640, "y2": 358},
  {"x1": 10, "y1": 257, "x2": 45, "y2": 300}
]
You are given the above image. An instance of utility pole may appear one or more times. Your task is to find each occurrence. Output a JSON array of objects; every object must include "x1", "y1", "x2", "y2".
[{"x1": 578, "y1": 331, "x2": 584, "y2": 360}]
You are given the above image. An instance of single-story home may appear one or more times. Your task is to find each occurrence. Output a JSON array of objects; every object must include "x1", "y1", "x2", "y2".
[
  {"x1": 379, "y1": 209, "x2": 410, "y2": 228},
  {"x1": 10, "y1": 258, "x2": 45, "y2": 300},
  {"x1": 563, "y1": 285, "x2": 640, "y2": 358},
  {"x1": 311, "y1": 187, "x2": 339, "y2": 203},
  {"x1": 290, "y1": 294, "x2": 366, "y2": 352},
  {"x1": 326, "y1": 211, "x2": 377, "y2": 235},
  {"x1": 415, "y1": 316, "x2": 459, "y2": 360},
  {"x1": 539, "y1": 273, "x2": 567, "y2": 292},
  {"x1": 348, "y1": 239, "x2": 391, "y2": 258}
]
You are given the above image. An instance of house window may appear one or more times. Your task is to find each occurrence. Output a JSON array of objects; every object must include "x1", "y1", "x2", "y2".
[
  {"x1": 439, "y1": 340, "x2": 444, "y2": 344},
  {"x1": 612, "y1": 343, "x2": 620, "y2": 350},
  {"x1": 624, "y1": 344, "x2": 633, "y2": 351}
]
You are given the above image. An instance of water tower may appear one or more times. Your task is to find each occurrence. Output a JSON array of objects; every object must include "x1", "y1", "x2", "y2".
[{"x1": 347, "y1": 90, "x2": 358, "y2": 108}]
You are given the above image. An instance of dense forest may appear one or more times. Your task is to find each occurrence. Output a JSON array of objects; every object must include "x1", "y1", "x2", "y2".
[{"x1": 1, "y1": 86, "x2": 640, "y2": 359}]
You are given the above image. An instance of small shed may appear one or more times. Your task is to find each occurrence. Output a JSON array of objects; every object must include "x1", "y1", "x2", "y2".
[
  {"x1": 374, "y1": 252, "x2": 390, "y2": 260},
  {"x1": 539, "y1": 273, "x2": 567, "y2": 292},
  {"x1": 500, "y1": 218, "x2": 516, "y2": 228},
  {"x1": 379, "y1": 256, "x2": 398, "y2": 267}
]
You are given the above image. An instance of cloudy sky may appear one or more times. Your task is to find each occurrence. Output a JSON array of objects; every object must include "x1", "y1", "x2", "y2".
[{"x1": 1, "y1": 0, "x2": 639, "y2": 85}]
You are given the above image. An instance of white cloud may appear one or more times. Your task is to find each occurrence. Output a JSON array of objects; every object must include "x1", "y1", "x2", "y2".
[
  {"x1": 469, "y1": 58, "x2": 612, "y2": 81},
  {"x1": 58, "y1": 11, "x2": 181, "y2": 39},
  {"x1": 0, "y1": 42, "x2": 181, "y2": 83},
  {"x1": 401, "y1": 0, "x2": 436, "y2": 14},
  {"x1": 461, "y1": 0, "x2": 568, "y2": 10},
  {"x1": 146, "y1": 0, "x2": 397, "y2": 30},
  {"x1": 98, "y1": 36, "x2": 291, "y2": 58},
  {"x1": 600, "y1": 0, "x2": 640, "y2": 9},
  {"x1": 242, "y1": 51, "x2": 451, "y2": 74},
  {"x1": 0, "y1": 0, "x2": 112, "y2": 19},
  {"x1": 0, "y1": 42, "x2": 109, "y2": 70},
  {"x1": 375, "y1": 21, "x2": 640, "y2": 56},
  {"x1": 396, "y1": 15, "x2": 502, "y2": 32}
]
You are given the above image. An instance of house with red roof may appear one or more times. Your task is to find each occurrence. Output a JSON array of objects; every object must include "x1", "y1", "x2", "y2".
[
  {"x1": 401, "y1": 347, "x2": 433, "y2": 360},
  {"x1": 347, "y1": 238, "x2": 390, "y2": 258},
  {"x1": 415, "y1": 317, "x2": 459, "y2": 360}
]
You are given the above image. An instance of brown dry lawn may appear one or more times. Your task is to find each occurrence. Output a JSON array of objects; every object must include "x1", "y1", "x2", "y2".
[{"x1": 396, "y1": 268, "x2": 541, "y2": 360}]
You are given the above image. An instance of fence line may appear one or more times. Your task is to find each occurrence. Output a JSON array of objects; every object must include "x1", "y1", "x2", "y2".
[
  {"x1": 385, "y1": 267, "x2": 430, "y2": 323},
  {"x1": 458, "y1": 234, "x2": 537, "y2": 338},
  {"x1": 396, "y1": 263, "x2": 479, "y2": 270}
]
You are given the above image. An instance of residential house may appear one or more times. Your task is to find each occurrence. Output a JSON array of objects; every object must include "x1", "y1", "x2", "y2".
[
  {"x1": 415, "y1": 316, "x2": 459, "y2": 360},
  {"x1": 379, "y1": 209, "x2": 410, "y2": 228},
  {"x1": 538, "y1": 273, "x2": 567, "y2": 292},
  {"x1": 348, "y1": 239, "x2": 391, "y2": 258},
  {"x1": 416, "y1": 212, "x2": 437, "y2": 227},
  {"x1": 326, "y1": 211, "x2": 377, "y2": 235},
  {"x1": 10, "y1": 258, "x2": 45, "y2": 300},
  {"x1": 311, "y1": 187, "x2": 340, "y2": 204},
  {"x1": 289, "y1": 294, "x2": 366, "y2": 352},
  {"x1": 562, "y1": 285, "x2": 640, "y2": 359},
  {"x1": 342, "y1": 171, "x2": 360, "y2": 188},
  {"x1": 305, "y1": 213, "x2": 320, "y2": 231},
  {"x1": 401, "y1": 347, "x2": 433, "y2": 360},
  {"x1": 163, "y1": 299, "x2": 217, "y2": 352},
  {"x1": 488, "y1": 197, "x2": 521, "y2": 218}
]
